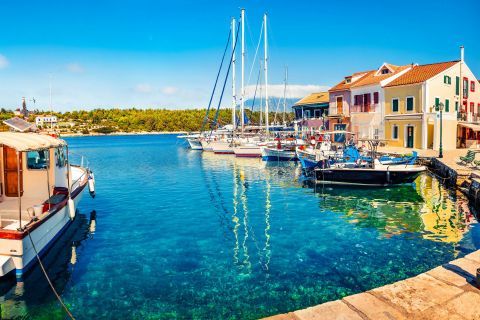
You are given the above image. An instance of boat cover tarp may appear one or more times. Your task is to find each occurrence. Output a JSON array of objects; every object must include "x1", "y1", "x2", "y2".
[{"x1": 0, "y1": 132, "x2": 66, "y2": 151}]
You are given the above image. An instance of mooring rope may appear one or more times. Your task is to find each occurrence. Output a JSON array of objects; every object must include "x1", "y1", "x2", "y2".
[{"x1": 26, "y1": 228, "x2": 76, "y2": 319}]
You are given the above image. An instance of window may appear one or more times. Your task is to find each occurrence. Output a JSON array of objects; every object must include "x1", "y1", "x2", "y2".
[
  {"x1": 445, "y1": 99, "x2": 450, "y2": 112},
  {"x1": 471, "y1": 81, "x2": 476, "y2": 92},
  {"x1": 392, "y1": 98, "x2": 399, "y2": 112},
  {"x1": 314, "y1": 110, "x2": 322, "y2": 118},
  {"x1": 373, "y1": 92, "x2": 379, "y2": 104},
  {"x1": 27, "y1": 150, "x2": 49, "y2": 170},
  {"x1": 471, "y1": 102, "x2": 475, "y2": 113},
  {"x1": 304, "y1": 110, "x2": 310, "y2": 118},
  {"x1": 392, "y1": 125, "x2": 399, "y2": 139},
  {"x1": 435, "y1": 97, "x2": 440, "y2": 111},
  {"x1": 444, "y1": 75, "x2": 451, "y2": 84},
  {"x1": 455, "y1": 101, "x2": 459, "y2": 112},
  {"x1": 463, "y1": 78, "x2": 469, "y2": 98},
  {"x1": 406, "y1": 97, "x2": 414, "y2": 111},
  {"x1": 456, "y1": 76, "x2": 460, "y2": 95},
  {"x1": 374, "y1": 128, "x2": 379, "y2": 140},
  {"x1": 381, "y1": 68, "x2": 390, "y2": 74}
]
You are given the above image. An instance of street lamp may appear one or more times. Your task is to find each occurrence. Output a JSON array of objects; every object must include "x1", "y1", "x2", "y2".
[{"x1": 436, "y1": 102, "x2": 444, "y2": 158}]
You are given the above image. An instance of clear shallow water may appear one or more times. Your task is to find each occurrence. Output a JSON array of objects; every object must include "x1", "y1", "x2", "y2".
[{"x1": 1, "y1": 134, "x2": 479, "y2": 319}]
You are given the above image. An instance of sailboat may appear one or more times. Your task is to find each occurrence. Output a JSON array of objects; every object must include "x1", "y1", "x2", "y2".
[{"x1": 233, "y1": 12, "x2": 270, "y2": 158}]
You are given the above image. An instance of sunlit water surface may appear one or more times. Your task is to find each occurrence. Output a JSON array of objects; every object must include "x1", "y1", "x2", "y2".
[{"x1": 1, "y1": 134, "x2": 479, "y2": 319}]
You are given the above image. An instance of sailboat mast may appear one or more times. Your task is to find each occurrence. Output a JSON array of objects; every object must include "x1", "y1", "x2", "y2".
[
  {"x1": 240, "y1": 9, "x2": 245, "y2": 133},
  {"x1": 231, "y1": 18, "x2": 236, "y2": 130},
  {"x1": 283, "y1": 66, "x2": 287, "y2": 126},
  {"x1": 264, "y1": 13, "x2": 269, "y2": 136},
  {"x1": 49, "y1": 74, "x2": 53, "y2": 130}
]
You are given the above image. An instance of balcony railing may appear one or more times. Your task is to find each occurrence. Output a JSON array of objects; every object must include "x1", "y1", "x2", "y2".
[
  {"x1": 458, "y1": 112, "x2": 480, "y2": 123},
  {"x1": 350, "y1": 104, "x2": 377, "y2": 113}
]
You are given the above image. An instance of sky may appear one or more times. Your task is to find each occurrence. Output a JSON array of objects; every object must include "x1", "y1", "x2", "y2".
[{"x1": 0, "y1": 0, "x2": 479, "y2": 112}]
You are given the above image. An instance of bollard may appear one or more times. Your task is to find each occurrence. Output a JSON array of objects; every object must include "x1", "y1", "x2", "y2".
[{"x1": 477, "y1": 268, "x2": 480, "y2": 288}]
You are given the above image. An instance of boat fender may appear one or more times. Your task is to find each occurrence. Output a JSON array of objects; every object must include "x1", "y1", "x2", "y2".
[
  {"x1": 68, "y1": 198, "x2": 76, "y2": 220},
  {"x1": 88, "y1": 172, "x2": 96, "y2": 198},
  {"x1": 386, "y1": 168, "x2": 391, "y2": 184}
]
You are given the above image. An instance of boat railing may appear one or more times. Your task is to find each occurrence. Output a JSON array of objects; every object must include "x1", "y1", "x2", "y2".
[{"x1": 68, "y1": 151, "x2": 90, "y2": 170}]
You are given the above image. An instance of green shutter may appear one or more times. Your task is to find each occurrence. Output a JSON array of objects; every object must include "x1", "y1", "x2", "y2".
[
  {"x1": 455, "y1": 101, "x2": 459, "y2": 112},
  {"x1": 406, "y1": 97, "x2": 414, "y2": 111},
  {"x1": 456, "y1": 77, "x2": 460, "y2": 95},
  {"x1": 392, "y1": 99, "x2": 398, "y2": 112},
  {"x1": 435, "y1": 97, "x2": 440, "y2": 108},
  {"x1": 445, "y1": 99, "x2": 449, "y2": 112}
]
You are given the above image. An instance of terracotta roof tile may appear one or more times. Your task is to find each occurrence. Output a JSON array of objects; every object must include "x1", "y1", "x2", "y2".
[
  {"x1": 350, "y1": 64, "x2": 411, "y2": 88},
  {"x1": 385, "y1": 60, "x2": 459, "y2": 87},
  {"x1": 329, "y1": 71, "x2": 372, "y2": 92},
  {"x1": 294, "y1": 92, "x2": 329, "y2": 106}
]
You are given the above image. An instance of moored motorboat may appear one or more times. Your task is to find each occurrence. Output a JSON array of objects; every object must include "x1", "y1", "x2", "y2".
[
  {"x1": 0, "y1": 132, "x2": 93, "y2": 279},
  {"x1": 187, "y1": 137, "x2": 203, "y2": 150},
  {"x1": 314, "y1": 161, "x2": 426, "y2": 186},
  {"x1": 212, "y1": 141, "x2": 235, "y2": 154},
  {"x1": 262, "y1": 147, "x2": 296, "y2": 161}
]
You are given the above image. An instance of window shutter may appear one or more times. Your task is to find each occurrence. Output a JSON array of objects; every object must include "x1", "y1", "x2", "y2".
[
  {"x1": 456, "y1": 77, "x2": 460, "y2": 95},
  {"x1": 373, "y1": 92, "x2": 379, "y2": 104},
  {"x1": 435, "y1": 97, "x2": 440, "y2": 109},
  {"x1": 445, "y1": 99, "x2": 449, "y2": 112},
  {"x1": 455, "y1": 101, "x2": 459, "y2": 112}
]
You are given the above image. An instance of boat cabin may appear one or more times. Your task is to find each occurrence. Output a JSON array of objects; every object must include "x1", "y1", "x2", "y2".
[{"x1": 0, "y1": 133, "x2": 81, "y2": 233}]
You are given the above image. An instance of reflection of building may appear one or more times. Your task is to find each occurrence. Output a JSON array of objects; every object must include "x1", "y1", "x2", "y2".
[
  {"x1": 416, "y1": 174, "x2": 474, "y2": 244},
  {"x1": 292, "y1": 92, "x2": 329, "y2": 134}
]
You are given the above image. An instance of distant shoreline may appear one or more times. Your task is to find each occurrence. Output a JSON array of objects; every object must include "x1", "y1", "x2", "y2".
[{"x1": 61, "y1": 131, "x2": 188, "y2": 137}]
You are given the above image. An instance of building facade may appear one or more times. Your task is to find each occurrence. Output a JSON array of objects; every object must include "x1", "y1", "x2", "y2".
[
  {"x1": 327, "y1": 71, "x2": 369, "y2": 140},
  {"x1": 383, "y1": 52, "x2": 480, "y2": 150},
  {"x1": 349, "y1": 63, "x2": 411, "y2": 140},
  {"x1": 292, "y1": 92, "x2": 330, "y2": 135},
  {"x1": 35, "y1": 116, "x2": 58, "y2": 127}
]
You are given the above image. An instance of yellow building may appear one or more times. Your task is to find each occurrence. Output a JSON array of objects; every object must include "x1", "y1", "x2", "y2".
[{"x1": 384, "y1": 61, "x2": 460, "y2": 150}]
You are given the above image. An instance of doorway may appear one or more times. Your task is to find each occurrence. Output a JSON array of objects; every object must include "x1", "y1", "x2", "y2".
[
  {"x1": 3, "y1": 147, "x2": 23, "y2": 197},
  {"x1": 406, "y1": 126, "x2": 414, "y2": 148},
  {"x1": 336, "y1": 96, "x2": 343, "y2": 114}
]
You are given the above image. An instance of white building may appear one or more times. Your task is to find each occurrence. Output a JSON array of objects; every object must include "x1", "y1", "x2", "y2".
[{"x1": 35, "y1": 116, "x2": 58, "y2": 127}]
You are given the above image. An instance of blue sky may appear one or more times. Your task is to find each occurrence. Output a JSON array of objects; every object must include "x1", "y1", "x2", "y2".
[{"x1": 0, "y1": 0, "x2": 479, "y2": 111}]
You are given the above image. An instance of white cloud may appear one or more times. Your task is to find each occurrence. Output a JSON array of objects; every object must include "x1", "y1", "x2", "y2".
[
  {"x1": 66, "y1": 62, "x2": 84, "y2": 73},
  {"x1": 161, "y1": 86, "x2": 178, "y2": 95},
  {"x1": 0, "y1": 54, "x2": 9, "y2": 69},
  {"x1": 244, "y1": 84, "x2": 330, "y2": 99},
  {"x1": 134, "y1": 83, "x2": 154, "y2": 94}
]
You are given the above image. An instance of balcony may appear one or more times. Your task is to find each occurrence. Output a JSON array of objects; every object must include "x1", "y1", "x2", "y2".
[
  {"x1": 350, "y1": 104, "x2": 377, "y2": 113},
  {"x1": 458, "y1": 112, "x2": 480, "y2": 123}
]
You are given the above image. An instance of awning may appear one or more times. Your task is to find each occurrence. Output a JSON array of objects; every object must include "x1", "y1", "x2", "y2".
[
  {"x1": 458, "y1": 123, "x2": 480, "y2": 131},
  {"x1": 0, "y1": 132, "x2": 66, "y2": 151}
]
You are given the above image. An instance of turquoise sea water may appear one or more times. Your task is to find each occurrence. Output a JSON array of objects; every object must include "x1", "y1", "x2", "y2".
[{"x1": 1, "y1": 134, "x2": 479, "y2": 319}]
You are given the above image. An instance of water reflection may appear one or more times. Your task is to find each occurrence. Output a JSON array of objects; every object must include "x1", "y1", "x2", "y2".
[
  {"x1": 201, "y1": 151, "x2": 478, "y2": 252},
  {"x1": 0, "y1": 211, "x2": 95, "y2": 319}
]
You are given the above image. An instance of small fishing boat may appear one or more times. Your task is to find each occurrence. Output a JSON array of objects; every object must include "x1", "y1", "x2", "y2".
[{"x1": 0, "y1": 132, "x2": 94, "y2": 279}]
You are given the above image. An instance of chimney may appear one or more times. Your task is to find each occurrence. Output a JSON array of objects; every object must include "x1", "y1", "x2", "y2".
[{"x1": 460, "y1": 45, "x2": 464, "y2": 62}]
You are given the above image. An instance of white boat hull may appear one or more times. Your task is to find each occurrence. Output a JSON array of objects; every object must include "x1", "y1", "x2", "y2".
[
  {"x1": 0, "y1": 172, "x2": 87, "y2": 278},
  {"x1": 187, "y1": 138, "x2": 203, "y2": 150}
]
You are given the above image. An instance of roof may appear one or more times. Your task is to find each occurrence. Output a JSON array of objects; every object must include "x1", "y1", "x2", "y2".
[
  {"x1": 385, "y1": 61, "x2": 459, "y2": 87},
  {"x1": 3, "y1": 117, "x2": 36, "y2": 132},
  {"x1": 293, "y1": 92, "x2": 329, "y2": 107},
  {"x1": 351, "y1": 64, "x2": 411, "y2": 88},
  {"x1": 329, "y1": 71, "x2": 373, "y2": 92},
  {"x1": 0, "y1": 132, "x2": 66, "y2": 151}
]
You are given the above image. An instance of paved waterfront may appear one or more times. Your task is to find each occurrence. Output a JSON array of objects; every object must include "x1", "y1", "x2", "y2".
[{"x1": 264, "y1": 251, "x2": 480, "y2": 319}]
